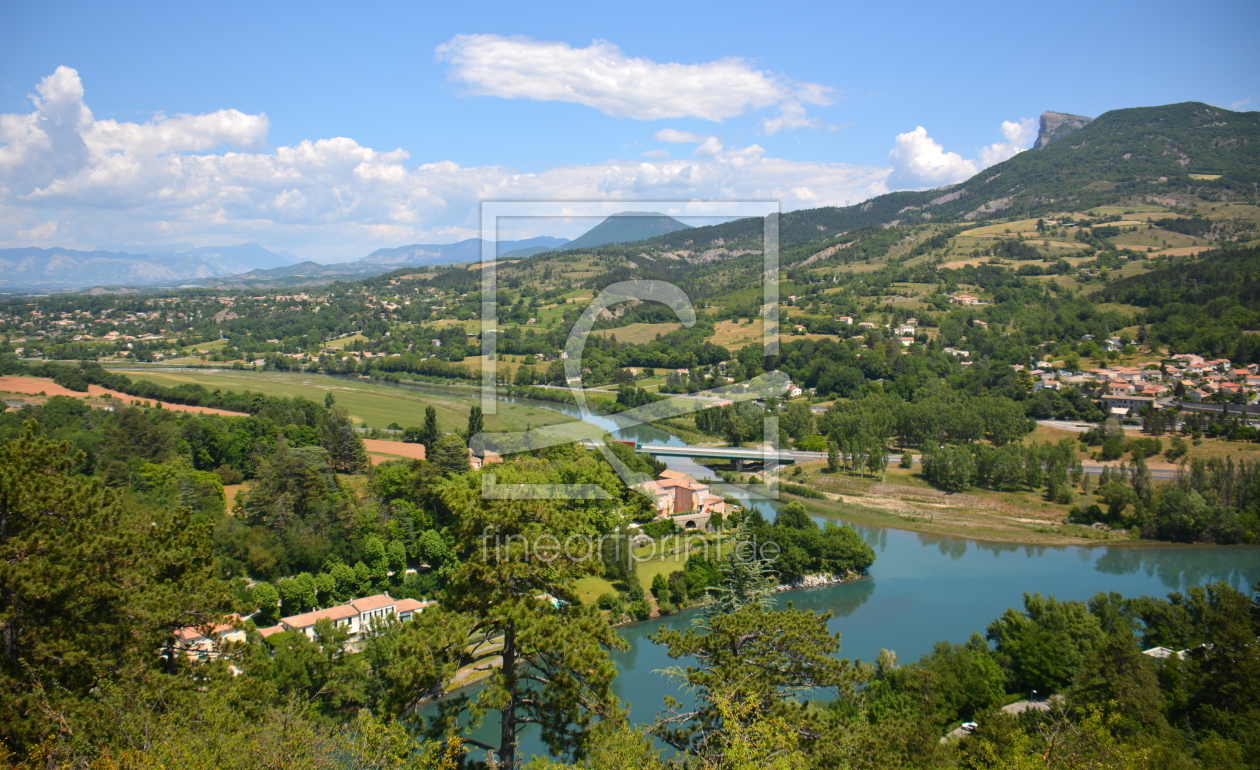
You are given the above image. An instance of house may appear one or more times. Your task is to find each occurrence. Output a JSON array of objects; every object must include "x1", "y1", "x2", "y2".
[
  {"x1": 1107, "y1": 380, "x2": 1136, "y2": 396},
  {"x1": 951, "y1": 295, "x2": 981, "y2": 305},
  {"x1": 858, "y1": 321, "x2": 876, "y2": 329},
  {"x1": 269, "y1": 593, "x2": 435, "y2": 642},
  {"x1": 836, "y1": 316, "x2": 853, "y2": 325},
  {"x1": 1100, "y1": 394, "x2": 1157, "y2": 414},
  {"x1": 972, "y1": 320, "x2": 988, "y2": 329},
  {"x1": 635, "y1": 471, "x2": 731, "y2": 531},
  {"x1": 395, "y1": 598, "x2": 435, "y2": 622},
  {"x1": 898, "y1": 336, "x2": 915, "y2": 347},
  {"x1": 173, "y1": 615, "x2": 246, "y2": 660}
]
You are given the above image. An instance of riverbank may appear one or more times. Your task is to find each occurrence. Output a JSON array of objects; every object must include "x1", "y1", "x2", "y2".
[{"x1": 784, "y1": 490, "x2": 1149, "y2": 546}]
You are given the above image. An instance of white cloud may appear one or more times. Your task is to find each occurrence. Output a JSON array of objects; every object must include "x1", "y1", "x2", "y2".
[
  {"x1": 763, "y1": 100, "x2": 824, "y2": 135},
  {"x1": 0, "y1": 67, "x2": 890, "y2": 261},
  {"x1": 978, "y1": 118, "x2": 1036, "y2": 167},
  {"x1": 1230, "y1": 98, "x2": 1252, "y2": 111},
  {"x1": 693, "y1": 137, "x2": 724, "y2": 157},
  {"x1": 887, "y1": 126, "x2": 978, "y2": 189},
  {"x1": 436, "y1": 34, "x2": 832, "y2": 128},
  {"x1": 653, "y1": 128, "x2": 713, "y2": 144},
  {"x1": 886, "y1": 119, "x2": 1036, "y2": 190},
  {"x1": 641, "y1": 149, "x2": 670, "y2": 159}
]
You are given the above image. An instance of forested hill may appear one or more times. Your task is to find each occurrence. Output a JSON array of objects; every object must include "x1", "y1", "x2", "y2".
[
  {"x1": 1103, "y1": 243, "x2": 1260, "y2": 358},
  {"x1": 525, "y1": 101, "x2": 1260, "y2": 262}
]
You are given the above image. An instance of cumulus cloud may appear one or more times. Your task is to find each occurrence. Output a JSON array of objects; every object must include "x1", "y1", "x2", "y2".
[
  {"x1": 693, "y1": 136, "x2": 724, "y2": 157},
  {"x1": 887, "y1": 126, "x2": 978, "y2": 189},
  {"x1": 886, "y1": 119, "x2": 1036, "y2": 190},
  {"x1": 978, "y1": 118, "x2": 1036, "y2": 167},
  {"x1": 0, "y1": 67, "x2": 891, "y2": 260},
  {"x1": 641, "y1": 149, "x2": 670, "y2": 159},
  {"x1": 437, "y1": 34, "x2": 832, "y2": 128}
]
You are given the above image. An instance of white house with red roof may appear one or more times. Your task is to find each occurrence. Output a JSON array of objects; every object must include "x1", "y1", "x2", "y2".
[{"x1": 260, "y1": 593, "x2": 437, "y2": 642}]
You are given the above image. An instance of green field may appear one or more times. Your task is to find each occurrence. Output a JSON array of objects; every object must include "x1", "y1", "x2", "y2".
[{"x1": 104, "y1": 367, "x2": 575, "y2": 433}]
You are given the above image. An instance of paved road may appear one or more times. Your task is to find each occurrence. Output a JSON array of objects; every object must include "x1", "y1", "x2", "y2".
[{"x1": 637, "y1": 443, "x2": 1180, "y2": 479}]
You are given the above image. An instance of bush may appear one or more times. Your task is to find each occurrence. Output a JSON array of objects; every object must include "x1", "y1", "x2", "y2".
[
  {"x1": 626, "y1": 599, "x2": 652, "y2": 620},
  {"x1": 640, "y1": 519, "x2": 680, "y2": 539},
  {"x1": 213, "y1": 464, "x2": 244, "y2": 486},
  {"x1": 595, "y1": 593, "x2": 623, "y2": 616},
  {"x1": 900, "y1": 452, "x2": 914, "y2": 469},
  {"x1": 780, "y1": 482, "x2": 826, "y2": 499}
]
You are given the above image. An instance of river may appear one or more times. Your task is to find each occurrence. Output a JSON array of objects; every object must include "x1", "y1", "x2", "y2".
[{"x1": 381, "y1": 379, "x2": 1260, "y2": 752}]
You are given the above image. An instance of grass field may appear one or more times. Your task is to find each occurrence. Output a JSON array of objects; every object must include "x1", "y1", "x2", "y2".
[
  {"x1": 593, "y1": 322, "x2": 683, "y2": 344},
  {"x1": 710, "y1": 319, "x2": 765, "y2": 348},
  {"x1": 104, "y1": 367, "x2": 575, "y2": 432}
]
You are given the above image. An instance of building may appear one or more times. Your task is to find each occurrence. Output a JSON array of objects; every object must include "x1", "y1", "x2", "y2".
[
  {"x1": 173, "y1": 614, "x2": 247, "y2": 660},
  {"x1": 635, "y1": 471, "x2": 731, "y2": 531},
  {"x1": 261, "y1": 593, "x2": 436, "y2": 642},
  {"x1": 1099, "y1": 394, "x2": 1157, "y2": 415}
]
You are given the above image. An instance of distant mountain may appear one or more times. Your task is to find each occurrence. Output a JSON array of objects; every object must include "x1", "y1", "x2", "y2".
[
  {"x1": 515, "y1": 102, "x2": 1260, "y2": 267},
  {"x1": 0, "y1": 242, "x2": 298, "y2": 290},
  {"x1": 359, "y1": 236, "x2": 570, "y2": 266},
  {"x1": 563, "y1": 211, "x2": 691, "y2": 251}
]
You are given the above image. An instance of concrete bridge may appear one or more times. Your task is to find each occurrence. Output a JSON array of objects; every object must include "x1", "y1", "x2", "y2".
[{"x1": 636, "y1": 443, "x2": 826, "y2": 470}]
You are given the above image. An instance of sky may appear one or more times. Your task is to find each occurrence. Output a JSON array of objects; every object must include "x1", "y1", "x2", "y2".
[{"x1": 1, "y1": 0, "x2": 1257, "y2": 262}]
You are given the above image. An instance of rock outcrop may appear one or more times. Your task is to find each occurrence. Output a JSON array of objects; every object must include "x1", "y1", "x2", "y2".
[{"x1": 1035, "y1": 111, "x2": 1094, "y2": 149}]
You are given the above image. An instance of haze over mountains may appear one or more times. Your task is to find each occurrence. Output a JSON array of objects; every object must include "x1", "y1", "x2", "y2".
[{"x1": 0, "y1": 211, "x2": 696, "y2": 291}]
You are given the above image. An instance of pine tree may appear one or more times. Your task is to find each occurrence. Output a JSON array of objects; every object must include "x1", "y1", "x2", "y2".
[{"x1": 696, "y1": 522, "x2": 778, "y2": 627}]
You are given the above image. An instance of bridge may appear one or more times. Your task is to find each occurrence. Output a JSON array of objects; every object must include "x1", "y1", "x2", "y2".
[{"x1": 636, "y1": 443, "x2": 825, "y2": 469}]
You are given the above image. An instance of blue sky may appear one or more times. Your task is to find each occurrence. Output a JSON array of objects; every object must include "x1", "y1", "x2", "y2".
[{"x1": 1, "y1": 0, "x2": 1256, "y2": 261}]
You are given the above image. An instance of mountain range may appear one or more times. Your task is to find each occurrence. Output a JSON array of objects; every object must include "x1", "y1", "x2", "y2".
[
  {"x1": 0, "y1": 242, "x2": 302, "y2": 291},
  {"x1": 5, "y1": 102, "x2": 1254, "y2": 292}
]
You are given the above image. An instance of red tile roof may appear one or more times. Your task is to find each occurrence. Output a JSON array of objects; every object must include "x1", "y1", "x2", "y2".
[
  {"x1": 282, "y1": 604, "x2": 357, "y2": 630},
  {"x1": 350, "y1": 594, "x2": 396, "y2": 612}
]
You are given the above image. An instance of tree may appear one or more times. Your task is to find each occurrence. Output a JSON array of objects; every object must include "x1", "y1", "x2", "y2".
[
  {"x1": 420, "y1": 405, "x2": 440, "y2": 448},
  {"x1": 330, "y1": 425, "x2": 370, "y2": 474},
  {"x1": 697, "y1": 522, "x2": 778, "y2": 624},
  {"x1": 775, "y1": 501, "x2": 816, "y2": 531},
  {"x1": 0, "y1": 421, "x2": 232, "y2": 753},
  {"x1": 432, "y1": 482, "x2": 629, "y2": 769},
  {"x1": 252, "y1": 581, "x2": 281, "y2": 625},
  {"x1": 466, "y1": 405, "x2": 484, "y2": 443},
  {"x1": 651, "y1": 604, "x2": 863, "y2": 763},
  {"x1": 429, "y1": 434, "x2": 471, "y2": 476},
  {"x1": 986, "y1": 593, "x2": 1106, "y2": 694}
]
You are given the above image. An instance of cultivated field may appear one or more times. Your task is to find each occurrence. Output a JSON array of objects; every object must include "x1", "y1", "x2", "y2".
[{"x1": 103, "y1": 368, "x2": 574, "y2": 432}]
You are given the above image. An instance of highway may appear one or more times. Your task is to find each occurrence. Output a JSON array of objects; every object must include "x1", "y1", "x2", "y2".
[{"x1": 635, "y1": 443, "x2": 1180, "y2": 480}]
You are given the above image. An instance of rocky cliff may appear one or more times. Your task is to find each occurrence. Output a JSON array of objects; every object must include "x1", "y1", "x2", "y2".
[{"x1": 1034, "y1": 111, "x2": 1094, "y2": 149}]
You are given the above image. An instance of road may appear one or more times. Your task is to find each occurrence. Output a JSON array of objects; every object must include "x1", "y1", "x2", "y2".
[{"x1": 636, "y1": 443, "x2": 1180, "y2": 479}]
